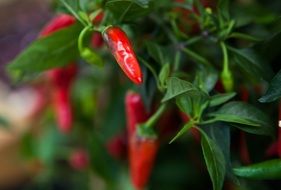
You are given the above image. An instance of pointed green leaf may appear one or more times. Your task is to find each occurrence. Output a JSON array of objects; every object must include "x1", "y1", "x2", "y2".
[
  {"x1": 7, "y1": 24, "x2": 82, "y2": 78},
  {"x1": 209, "y1": 101, "x2": 273, "y2": 136},
  {"x1": 199, "y1": 128, "x2": 226, "y2": 190},
  {"x1": 162, "y1": 77, "x2": 196, "y2": 102},
  {"x1": 209, "y1": 92, "x2": 236, "y2": 107},
  {"x1": 169, "y1": 121, "x2": 193, "y2": 144}
]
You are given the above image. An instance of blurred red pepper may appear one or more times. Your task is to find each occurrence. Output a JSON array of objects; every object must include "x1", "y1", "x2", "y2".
[
  {"x1": 39, "y1": 14, "x2": 75, "y2": 37},
  {"x1": 102, "y1": 26, "x2": 143, "y2": 85},
  {"x1": 125, "y1": 91, "x2": 158, "y2": 190},
  {"x1": 91, "y1": 12, "x2": 104, "y2": 48},
  {"x1": 48, "y1": 64, "x2": 77, "y2": 133},
  {"x1": 106, "y1": 133, "x2": 127, "y2": 160},
  {"x1": 129, "y1": 134, "x2": 159, "y2": 190},
  {"x1": 40, "y1": 14, "x2": 77, "y2": 133},
  {"x1": 69, "y1": 149, "x2": 89, "y2": 170},
  {"x1": 125, "y1": 91, "x2": 149, "y2": 137}
]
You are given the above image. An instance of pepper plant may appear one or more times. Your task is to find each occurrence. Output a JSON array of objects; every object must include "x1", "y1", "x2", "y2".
[{"x1": 6, "y1": 0, "x2": 281, "y2": 189}]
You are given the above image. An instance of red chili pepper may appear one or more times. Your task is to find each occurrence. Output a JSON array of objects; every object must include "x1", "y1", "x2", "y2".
[
  {"x1": 278, "y1": 101, "x2": 281, "y2": 158},
  {"x1": 125, "y1": 91, "x2": 158, "y2": 190},
  {"x1": 129, "y1": 134, "x2": 159, "y2": 190},
  {"x1": 39, "y1": 14, "x2": 75, "y2": 37},
  {"x1": 106, "y1": 133, "x2": 127, "y2": 160},
  {"x1": 102, "y1": 26, "x2": 143, "y2": 84},
  {"x1": 48, "y1": 64, "x2": 77, "y2": 133},
  {"x1": 69, "y1": 149, "x2": 89, "y2": 170},
  {"x1": 39, "y1": 15, "x2": 77, "y2": 133},
  {"x1": 125, "y1": 91, "x2": 149, "y2": 137}
]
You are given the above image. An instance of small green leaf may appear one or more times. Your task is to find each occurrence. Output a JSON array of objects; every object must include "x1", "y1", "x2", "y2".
[
  {"x1": 162, "y1": 77, "x2": 196, "y2": 102},
  {"x1": 259, "y1": 69, "x2": 281, "y2": 103},
  {"x1": 169, "y1": 121, "x2": 193, "y2": 144},
  {"x1": 209, "y1": 92, "x2": 236, "y2": 107},
  {"x1": 7, "y1": 24, "x2": 82, "y2": 78},
  {"x1": 233, "y1": 159, "x2": 281, "y2": 180},
  {"x1": 199, "y1": 128, "x2": 226, "y2": 190},
  {"x1": 209, "y1": 101, "x2": 273, "y2": 136}
]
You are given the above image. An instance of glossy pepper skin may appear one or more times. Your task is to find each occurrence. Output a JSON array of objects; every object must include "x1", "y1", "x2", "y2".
[
  {"x1": 125, "y1": 91, "x2": 158, "y2": 190},
  {"x1": 102, "y1": 26, "x2": 143, "y2": 85},
  {"x1": 40, "y1": 14, "x2": 77, "y2": 133}
]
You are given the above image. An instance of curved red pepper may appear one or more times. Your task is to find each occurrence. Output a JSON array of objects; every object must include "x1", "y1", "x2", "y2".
[
  {"x1": 102, "y1": 26, "x2": 143, "y2": 85},
  {"x1": 40, "y1": 14, "x2": 77, "y2": 133}
]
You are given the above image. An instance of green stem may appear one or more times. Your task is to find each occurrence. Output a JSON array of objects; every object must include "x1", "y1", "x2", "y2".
[
  {"x1": 78, "y1": 26, "x2": 92, "y2": 53},
  {"x1": 145, "y1": 104, "x2": 167, "y2": 129},
  {"x1": 220, "y1": 42, "x2": 229, "y2": 72},
  {"x1": 59, "y1": 0, "x2": 88, "y2": 27}
]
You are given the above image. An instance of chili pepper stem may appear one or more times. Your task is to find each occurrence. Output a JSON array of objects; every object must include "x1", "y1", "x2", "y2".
[{"x1": 145, "y1": 104, "x2": 167, "y2": 129}]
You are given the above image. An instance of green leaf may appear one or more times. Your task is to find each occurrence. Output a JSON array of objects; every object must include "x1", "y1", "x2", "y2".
[
  {"x1": 199, "y1": 128, "x2": 226, "y2": 190},
  {"x1": 106, "y1": 0, "x2": 151, "y2": 22},
  {"x1": 209, "y1": 101, "x2": 273, "y2": 136},
  {"x1": 202, "y1": 123, "x2": 239, "y2": 184},
  {"x1": 217, "y1": 0, "x2": 230, "y2": 26},
  {"x1": 7, "y1": 24, "x2": 82, "y2": 78},
  {"x1": 176, "y1": 90, "x2": 209, "y2": 119},
  {"x1": 209, "y1": 92, "x2": 236, "y2": 107},
  {"x1": 162, "y1": 77, "x2": 197, "y2": 102},
  {"x1": 233, "y1": 159, "x2": 281, "y2": 180},
  {"x1": 194, "y1": 65, "x2": 218, "y2": 92},
  {"x1": 259, "y1": 69, "x2": 281, "y2": 102},
  {"x1": 169, "y1": 121, "x2": 193, "y2": 144},
  {"x1": 228, "y1": 47, "x2": 273, "y2": 82}
]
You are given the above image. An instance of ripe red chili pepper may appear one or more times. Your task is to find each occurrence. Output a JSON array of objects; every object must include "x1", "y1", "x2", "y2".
[
  {"x1": 125, "y1": 91, "x2": 158, "y2": 190},
  {"x1": 106, "y1": 133, "x2": 127, "y2": 160},
  {"x1": 48, "y1": 64, "x2": 77, "y2": 133},
  {"x1": 129, "y1": 134, "x2": 159, "y2": 190},
  {"x1": 39, "y1": 14, "x2": 75, "y2": 37},
  {"x1": 102, "y1": 26, "x2": 143, "y2": 85},
  {"x1": 125, "y1": 91, "x2": 149, "y2": 137},
  {"x1": 69, "y1": 149, "x2": 89, "y2": 170},
  {"x1": 40, "y1": 14, "x2": 77, "y2": 133}
]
